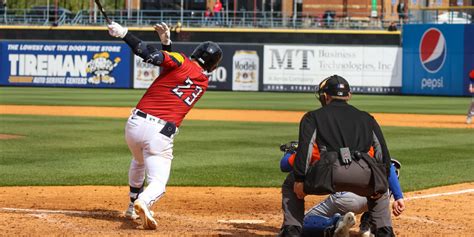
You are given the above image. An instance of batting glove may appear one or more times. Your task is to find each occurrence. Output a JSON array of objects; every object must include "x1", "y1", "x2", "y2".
[
  {"x1": 153, "y1": 22, "x2": 171, "y2": 45},
  {"x1": 107, "y1": 22, "x2": 128, "y2": 38}
]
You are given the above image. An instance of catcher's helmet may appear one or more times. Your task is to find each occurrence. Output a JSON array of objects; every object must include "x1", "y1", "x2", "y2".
[
  {"x1": 316, "y1": 75, "x2": 351, "y2": 106},
  {"x1": 191, "y1": 41, "x2": 223, "y2": 72}
]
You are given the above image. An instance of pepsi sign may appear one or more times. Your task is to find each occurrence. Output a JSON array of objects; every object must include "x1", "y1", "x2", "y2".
[
  {"x1": 419, "y1": 28, "x2": 446, "y2": 73},
  {"x1": 402, "y1": 24, "x2": 468, "y2": 96}
]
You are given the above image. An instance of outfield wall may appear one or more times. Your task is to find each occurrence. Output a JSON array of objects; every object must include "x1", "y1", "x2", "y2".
[
  {"x1": 0, "y1": 40, "x2": 402, "y2": 94},
  {"x1": 0, "y1": 25, "x2": 472, "y2": 96}
]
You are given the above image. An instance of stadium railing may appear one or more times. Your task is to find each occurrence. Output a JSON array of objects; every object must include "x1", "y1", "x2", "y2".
[{"x1": 2, "y1": 7, "x2": 471, "y2": 29}]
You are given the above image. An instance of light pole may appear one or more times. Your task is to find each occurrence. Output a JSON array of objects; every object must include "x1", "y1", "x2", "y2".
[
  {"x1": 93, "y1": 0, "x2": 97, "y2": 23},
  {"x1": 3, "y1": 0, "x2": 7, "y2": 24},
  {"x1": 293, "y1": 0, "x2": 297, "y2": 27},
  {"x1": 180, "y1": 0, "x2": 183, "y2": 24},
  {"x1": 270, "y1": 0, "x2": 274, "y2": 27},
  {"x1": 46, "y1": 0, "x2": 50, "y2": 24},
  {"x1": 225, "y1": 0, "x2": 228, "y2": 25},
  {"x1": 127, "y1": 0, "x2": 131, "y2": 20},
  {"x1": 54, "y1": 0, "x2": 58, "y2": 25}
]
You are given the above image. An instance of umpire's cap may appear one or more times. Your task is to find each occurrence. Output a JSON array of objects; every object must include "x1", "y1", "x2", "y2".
[
  {"x1": 191, "y1": 41, "x2": 223, "y2": 72},
  {"x1": 317, "y1": 75, "x2": 351, "y2": 97}
]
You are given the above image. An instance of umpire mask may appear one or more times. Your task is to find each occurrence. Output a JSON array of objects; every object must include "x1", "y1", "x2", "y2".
[{"x1": 315, "y1": 75, "x2": 351, "y2": 106}]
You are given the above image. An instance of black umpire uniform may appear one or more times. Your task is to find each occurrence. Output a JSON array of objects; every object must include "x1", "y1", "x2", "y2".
[{"x1": 279, "y1": 75, "x2": 395, "y2": 237}]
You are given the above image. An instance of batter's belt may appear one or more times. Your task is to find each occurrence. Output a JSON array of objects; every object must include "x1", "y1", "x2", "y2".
[{"x1": 134, "y1": 109, "x2": 177, "y2": 138}]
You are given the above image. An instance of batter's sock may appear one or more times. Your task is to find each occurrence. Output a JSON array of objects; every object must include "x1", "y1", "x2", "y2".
[{"x1": 129, "y1": 182, "x2": 145, "y2": 203}]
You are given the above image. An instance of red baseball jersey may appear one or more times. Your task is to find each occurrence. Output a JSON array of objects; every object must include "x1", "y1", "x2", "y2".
[{"x1": 136, "y1": 51, "x2": 209, "y2": 127}]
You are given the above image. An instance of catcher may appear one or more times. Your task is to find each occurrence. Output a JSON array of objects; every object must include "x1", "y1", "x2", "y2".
[{"x1": 279, "y1": 141, "x2": 405, "y2": 237}]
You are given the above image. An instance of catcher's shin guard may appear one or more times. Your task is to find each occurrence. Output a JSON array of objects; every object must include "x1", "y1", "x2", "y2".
[{"x1": 302, "y1": 213, "x2": 341, "y2": 236}]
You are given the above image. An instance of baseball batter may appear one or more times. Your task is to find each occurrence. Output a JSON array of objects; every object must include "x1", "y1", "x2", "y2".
[{"x1": 107, "y1": 21, "x2": 223, "y2": 230}]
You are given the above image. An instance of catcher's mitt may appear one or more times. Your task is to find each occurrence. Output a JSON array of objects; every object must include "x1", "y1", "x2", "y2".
[{"x1": 280, "y1": 141, "x2": 298, "y2": 153}]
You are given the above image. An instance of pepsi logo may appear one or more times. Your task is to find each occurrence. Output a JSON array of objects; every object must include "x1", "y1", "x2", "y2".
[{"x1": 419, "y1": 28, "x2": 447, "y2": 73}]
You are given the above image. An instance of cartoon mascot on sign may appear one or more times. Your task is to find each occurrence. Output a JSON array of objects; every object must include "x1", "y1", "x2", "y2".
[{"x1": 86, "y1": 52, "x2": 121, "y2": 84}]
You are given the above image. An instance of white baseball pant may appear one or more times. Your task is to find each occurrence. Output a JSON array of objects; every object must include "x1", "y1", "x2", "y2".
[{"x1": 125, "y1": 109, "x2": 177, "y2": 207}]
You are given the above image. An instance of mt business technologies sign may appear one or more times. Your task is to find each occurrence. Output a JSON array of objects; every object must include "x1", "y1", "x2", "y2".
[
  {"x1": 402, "y1": 24, "x2": 473, "y2": 96},
  {"x1": 0, "y1": 41, "x2": 131, "y2": 88},
  {"x1": 263, "y1": 45, "x2": 402, "y2": 94}
]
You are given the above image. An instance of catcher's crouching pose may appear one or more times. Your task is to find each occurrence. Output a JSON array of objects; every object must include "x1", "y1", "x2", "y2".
[
  {"x1": 279, "y1": 142, "x2": 405, "y2": 237},
  {"x1": 107, "y1": 21, "x2": 222, "y2": 230},
  {"x1": 278, "y1": 75, "x2": 395, "y2": 237}
]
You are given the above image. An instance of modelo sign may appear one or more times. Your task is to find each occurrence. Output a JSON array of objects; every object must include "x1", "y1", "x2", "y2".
[{"x1": 402, "y1": 24, "x2": 471, "y2": 96}]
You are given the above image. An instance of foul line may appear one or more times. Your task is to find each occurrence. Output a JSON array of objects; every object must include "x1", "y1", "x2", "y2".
[
  {"x1": 1, "y1": 189, "x2": 474, "y2": 217},
  {"x1": 399, "y1": 215, "x2": 439, "y2": 224},
  {"x1": 0, "y1": 207, "x2": 110, "y2": 216},
  {"x1": 405, "y1": 189, "x2": 474, "y2": 201}
]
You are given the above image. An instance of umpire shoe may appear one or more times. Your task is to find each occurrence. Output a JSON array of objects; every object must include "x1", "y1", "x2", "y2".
[
  {"x1": 334, "y1": 212, "x2": 356, "y2": 237},
  {"x1": 134, "y1": 199, "x2": 157, "y2": 230},
  {"x1": 359, "y1": 220, "x2": 374, "y2": 237},
  {"x1": 277, "y1": 225, "x2": 302, "y2": 237}
]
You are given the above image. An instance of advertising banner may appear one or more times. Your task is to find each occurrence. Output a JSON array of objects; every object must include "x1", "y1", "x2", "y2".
[
  {"x1": 231, "y1": 50, "x2": 259, "y2": 91},
  {"x1": 263, "y1": 45, "x2": 402, "y2": 93},
  {"x1": 0, "y1": 41, "x2": 131, "y2": 88},
  {"x1": 133, "y1": 55, "x2": 160, "y2": 89},
  {"x1": 137, "y1": 43, "x2": 263, "y2": 91},
  {"x1": 464, "y1": 25, "x2": 474, "y2": 96},
  {"x1": 402, "y1": 24, "x2": 468, "y2": 96}
]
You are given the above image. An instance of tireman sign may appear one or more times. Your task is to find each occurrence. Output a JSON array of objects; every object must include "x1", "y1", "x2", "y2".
[{"x1": 0, "y1": 41, "x2": 131, "y2": 88}]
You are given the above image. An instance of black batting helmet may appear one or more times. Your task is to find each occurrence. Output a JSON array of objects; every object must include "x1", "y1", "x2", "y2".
[{"x1": 191, "y1": 41, "x2": 223, "y2": 72}]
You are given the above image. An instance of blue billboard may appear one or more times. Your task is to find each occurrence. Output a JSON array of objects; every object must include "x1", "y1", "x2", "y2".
[
  {"x1": 402, "y1": 24, "x2": 472, "y2": 96},
  {"x1": 0, "y1": 41, "x2": 132, "y2": 88},
  {"x1": 464, "y1": 25, "x2": 474, "y2": 95}
]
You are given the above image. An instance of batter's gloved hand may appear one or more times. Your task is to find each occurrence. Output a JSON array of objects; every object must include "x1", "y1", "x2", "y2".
[
  {"x1": 279, "y1": 141, "x2": 298, "y2": 153},
  {"x1": 107, "y1": 22, "x2": 128, "y2": 38},
  {"x1": 153, "y1": 22, "x2": 171, "y2": 45}
]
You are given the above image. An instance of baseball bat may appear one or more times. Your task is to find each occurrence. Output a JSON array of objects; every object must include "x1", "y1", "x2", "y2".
[{"x1": 94, "y1": 0, "x2": 112, "y2": 24}]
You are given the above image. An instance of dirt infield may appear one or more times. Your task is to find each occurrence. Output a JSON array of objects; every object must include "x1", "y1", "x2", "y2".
[
  {"x1": 1, "y1": 105, "x2": 473, "y2": 128},
  {"x1": 0, "y1": 134, "x2": 23, "y2": 140},
  {"x1": 0, "y1": 184, "x2": 473, "y2": 236},
  {"x1": 0, "y1": 105, "x2": 473, "y2": 236}
]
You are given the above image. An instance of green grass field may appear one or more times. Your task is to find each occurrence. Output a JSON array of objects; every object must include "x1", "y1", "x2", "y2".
[
  {"x1": 0, "y1": 87, "x2": 471, "y2": 114},
  {"x1": 0, "y1": 87, "x2": 473, "y2": 192}
]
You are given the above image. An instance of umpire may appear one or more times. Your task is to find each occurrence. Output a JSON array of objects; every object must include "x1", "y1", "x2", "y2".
[{"x1": 278, "y1": 75, "x2": 395, "y2": 237}]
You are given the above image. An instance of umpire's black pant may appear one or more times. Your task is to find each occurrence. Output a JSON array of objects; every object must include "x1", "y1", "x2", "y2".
[{"x1": 281, "y1": 172, "x2": 394, "y2": 236}]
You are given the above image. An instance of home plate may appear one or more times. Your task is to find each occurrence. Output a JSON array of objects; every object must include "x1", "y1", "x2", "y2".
[{"x1": 217, "y1": 219, "x2": 265, "y2": 224}]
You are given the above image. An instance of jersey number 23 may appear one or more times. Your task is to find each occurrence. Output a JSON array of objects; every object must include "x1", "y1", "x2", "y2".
[{"x1": 172, "y1": 78, "x2": 203, "y2": 106}]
